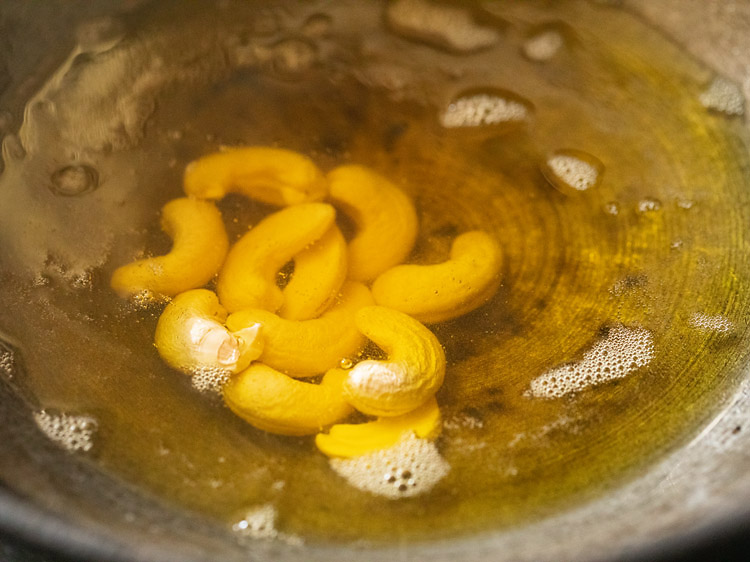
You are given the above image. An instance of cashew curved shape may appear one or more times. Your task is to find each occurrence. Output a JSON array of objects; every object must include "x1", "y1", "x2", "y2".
[
  {"x1": 223, "y1": 364, "x2": 353, "y2": 436},
  {"x1": 343, "y1": 306, "x2": 446, "y2": 417},
  {"x1": 327, "y1": 164, "x2": 418, "y2": 282},
  {"x1": 110, "y1": 198, "x2": 229, "y2": 300},
  {"x1": 279, "y1": 224, "x2": 348, "y2": 321},
  {"x1": 226, "y1": 281, "x2": 374, "y2": 377},
  {"x1": 371, "y1": 230, "x2": 502, "y2": 323},
  {"x1": 315, "y1": 397, "x2": 441, "y2": 458},
  {"x1": 154, "y1": 289, "x2": 263, "y2": 377},
  {"x1": 183, "y1": 146, "x2": 328, "y2": 206},
  {"x1": 216, "y1": 203, "x2": 336, "y2": 313}
]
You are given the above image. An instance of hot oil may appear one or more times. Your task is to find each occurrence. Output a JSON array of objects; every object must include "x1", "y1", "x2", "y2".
[{"x1": 1, "y1": 0, "x2": 750, "y2": 545}]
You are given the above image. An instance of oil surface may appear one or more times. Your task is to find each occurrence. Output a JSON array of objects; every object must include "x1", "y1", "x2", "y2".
[{"x1": 1, "y1": 0, "x2": 750, "y2": 545}]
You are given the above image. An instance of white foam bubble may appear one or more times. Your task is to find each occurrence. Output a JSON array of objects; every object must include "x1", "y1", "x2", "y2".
[
  {"x1": 232, "y1": 504, "x2": 279, "y2": 539},
  {"x1": 231, "y1": 504, "x2": 304, "y2": 546},
  {"x1": 0, "y1": 346, "x2": 15, "y2": 378},
  {"x1": 386, "y1": 0, "x2": 499, "y2": 53},
  {"x1": 530, "y1": 325, "x2": 654, "y2": 399},
  {"x1": 329, "y1": 433, "x2": 449, "y2": 499},
  {"x1": 637, "y1": 197, "x2": 662, "y2": 213},
  {"x1": 443, "y1": 412, "x2": 484, "y2": 431},
  {"x1": 700, "y1": 77, "x2": 745, "y2": 116},
  {"x1": 190, "y1": 366, "x2": 231, "y2": 395},
  {"x1": 33, "y1": 410, "x2": 98, "y2": 452},
  {"x1": 546, "y1": 154, "x2": 599, "y2": 191},
  {"x1": 508, "y1": 415, "x2": 576, "y2": 448},
  {"x1": 523, "y1": 30, "x2": 564, "y2": 61},
  {"x1": 603, "y1": 202, "x2": 620, "y2": 216},
  {"x1": 441, "y1": 94, "x2": 530, "y2": 128},
  {"x1": 690, "y1": 313, "x2": 734, "y2": 335}
]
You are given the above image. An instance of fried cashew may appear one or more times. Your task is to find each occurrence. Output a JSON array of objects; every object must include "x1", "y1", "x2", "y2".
[
  {"x1": 315, "y1": 397, "x2": 441, "y2": 457},
  {"x1": 154, "y1": 289, "x2": 263, "y2": 376},
  {"x1": 183, "y1": 146, "x2": 328, "y2": 206},
  {"x1": 327, "y1": 164, "x2": 418, "y2": 282},
  {"x1": 343, "y1": 306, "x2": 446, "y2": 417},
  {"x1": 217, "y1": 203, "x2": 336, "y2": 313},
  {"x1": 371, "y1": 230, "x2": 502, "y2": 323},
  {"x1": 223, "y1": 364, "x2": 353, "y2": 436},
  {"x1": 279, "y1": 224, "x2": 348, "y2": 321},
  {"x1": 226, "y1": 281, "x2": 374, "y2": 377},
  {"x1": 110, "y1": 198, "x2": 229, "y2": 300}
]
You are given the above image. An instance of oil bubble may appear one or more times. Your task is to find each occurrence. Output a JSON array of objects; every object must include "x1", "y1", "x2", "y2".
[
  {"x1": 301, "y1": 14, "x2": 333, "y2": 38},
  {"x1": 190, "y1": 366, "x2": 231, "y2": 396},
  {"x1": 0, "y1": 341, "x2": 17, "y2": 379},
  {"x1": 541, "y1": 149, "x2": 604, "y2": 195},
  {"x1": 386, "y1": 0, "x2": 500, "y2": 53},
  {"x1": 33, "y1": 410, "x2": 98, "y2": 452},
  {"x1": 49, "y1": 164, "x2": 99, "y2": 197},
  {"x1": 267, "y1": 38, "x2": 318, "y2": 78},
  {"x1": 700, "y1": 77, "x2": 744, "y2": 116},
  {"x1": 610, "y1": 274, "x2": 647, "y2": 297},
  {"x1": 603, "y1": 202, "x2": 620, "y2": 216},
  {"x1": 637, "y1": 197, "x2": 662, "y2": 214},
  {"x1": 329, "y1": 433, "x2": 450, "y2": 499},
  {"x1": 232, "y1": 504, "x2": 279, "y2": 539},
  {"x1": 690, "y1": 313, "x2": 734, "y2": 335},
  {"x1": 677, "y1": 198, "x2": 694, "y2": 210},
  {"x1": 440, "y1": 88, "x2": 533, "y2": 130},
  {"x1": 522, "y1": 29, "x2": 564, "y2": 62},
  {"x1": 530, "y1": 324, "x2": 654, "y2": 399},
  {"x1": 339, "y1": 357, "x2": 354, "y2": 370}
]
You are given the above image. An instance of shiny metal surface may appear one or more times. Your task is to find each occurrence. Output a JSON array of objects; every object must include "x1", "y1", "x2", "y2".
[{"x1": 1, "y1": 1, "x2": 750, "y2": 560}]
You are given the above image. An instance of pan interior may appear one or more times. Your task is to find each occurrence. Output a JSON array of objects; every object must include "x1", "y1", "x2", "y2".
[{"x1": 1, "y1": 0, "x2": 750, "y2": 553}]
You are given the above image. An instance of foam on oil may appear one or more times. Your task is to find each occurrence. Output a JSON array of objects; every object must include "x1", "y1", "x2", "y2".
[{"x1": 0, "y1": 0, "x2": 750, "y2": 546}]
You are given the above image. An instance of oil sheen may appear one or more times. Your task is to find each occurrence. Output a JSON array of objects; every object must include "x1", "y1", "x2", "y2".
[{"x1": 1, "y1": 0, "x2": 750, "y2": 545}]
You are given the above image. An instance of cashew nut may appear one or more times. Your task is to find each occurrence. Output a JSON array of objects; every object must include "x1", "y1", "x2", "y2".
[
  {"x1": 223, "y1": 364, "x2": 353, "y2": 436},
  {"x1": 279, "y1": 224, "x2": 348, "y2": 321},
  {"x1": 315, "y1": 397, "x2": 441, "y2": 458},
  {"x1": 110, "y1": 198, "x2": 229, "y2": 300},
  {"x1": 216, "y1": 203, "x2": 336, "y2": 313},
  {"x1": 371, "y1": 230, "x2": 502, "y2": 323},
  {"x1": 226, "y1": 281, "x2": 374, "y2": 377},
  {"x1": 154, "y1": 289, "x2": 263, "y2": 377},
  {"x1": 343, "y1": 306, "x2": 446, "y2": 417},
  {"x1": 183, "y1": 146, "x2": 328, "y2": 206},
  {"x1": 327, "y1": 164, "x2": 418, "y2": 282}
]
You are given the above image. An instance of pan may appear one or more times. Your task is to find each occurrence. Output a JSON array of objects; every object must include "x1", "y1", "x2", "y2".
[{"x1": 2, "y1": 1, "x2": 750, "y2": 560}]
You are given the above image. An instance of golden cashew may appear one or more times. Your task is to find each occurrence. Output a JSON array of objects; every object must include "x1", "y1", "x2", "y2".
[
  {"x1": 279, "y1": 224, "x2": 348, "y2": 321},
  {"x1": 216, "y1": 203, "x2": 336, "y2": 313},
  {"x1": 327, "y1": 164, "x2": 418, "y2": 282},
  {"x1": 371, "y1": 230, "x2": 502, "y2": 323},
  {"x1": 226, "y1": 281, "x2": 374, "y2": 377},
  {"x1": 110, "y1": 198, "x2": 228, "y2": 300},
  {"x1": 343, "y1": 306, "x2": 446, "y2": 417},
  {"x1": 223, "y1": 364, "x2": 353, "y2": 436},
  {"x1": 154, "y1": 289, "x2": 263, "y2": 377},
  {"x1": 183, "y1": 146, "x2": 328, "y2": 206},
  {"x1": 315, "y1": 397, "x2": 441, "y2": 458}
]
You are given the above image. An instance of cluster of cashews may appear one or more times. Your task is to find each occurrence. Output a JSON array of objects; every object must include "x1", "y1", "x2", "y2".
[{"x1": 110, "y1": 146, "x2": 502, "y2": 460}]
